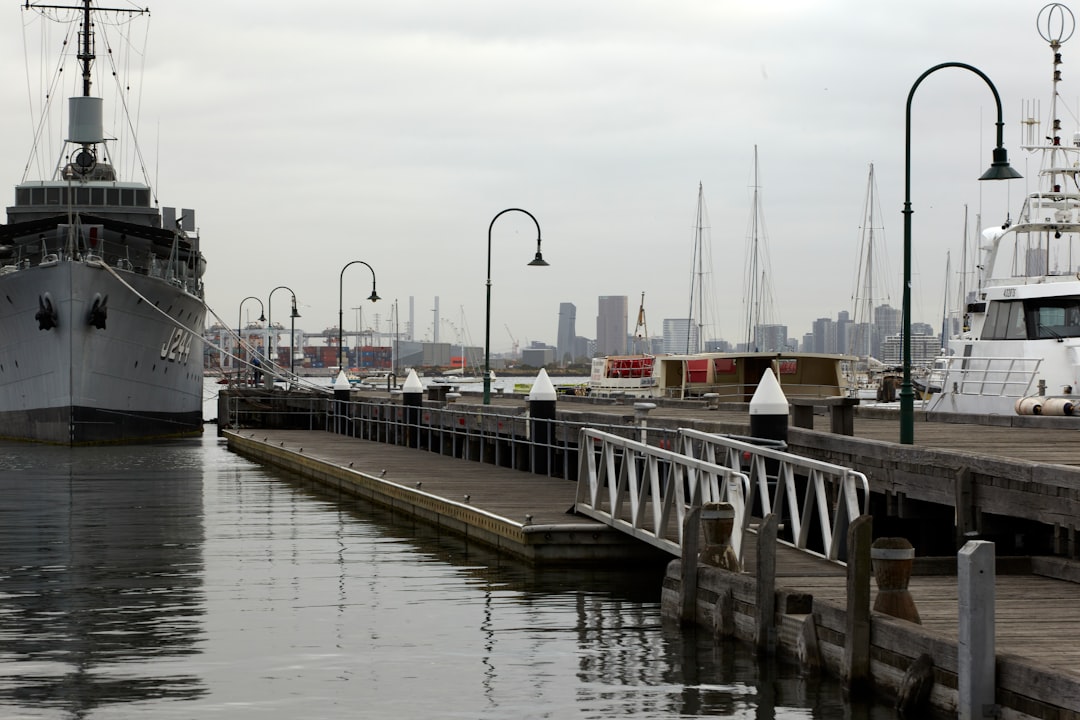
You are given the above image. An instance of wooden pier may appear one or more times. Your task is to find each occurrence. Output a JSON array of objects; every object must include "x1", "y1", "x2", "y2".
[{"x1": 224, "y1": 428, "x2": 668, "y2": 566}]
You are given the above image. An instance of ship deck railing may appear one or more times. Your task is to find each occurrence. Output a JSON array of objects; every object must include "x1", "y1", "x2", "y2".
[{"x1": 926, "y1": 355, "x2": 1043, "y2": 408}]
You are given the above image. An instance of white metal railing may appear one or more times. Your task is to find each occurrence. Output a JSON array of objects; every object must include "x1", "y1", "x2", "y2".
[
  {"x1": 575, "y1": 428, "x2": 749, "y2": 557},
  {"x1": 926, "y1": 355, "x2": 1042, "y2": 407},
  {"x1": 678, "y1": 428, "x2": 869, "y2": 564}
]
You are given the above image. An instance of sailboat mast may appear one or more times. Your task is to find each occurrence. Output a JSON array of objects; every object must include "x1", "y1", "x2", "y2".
[
  {"x1": 959, "y1": 205, "x2": 969, "y2": 332},
  {"x1": 941, "y1": 251, "x2": 951, "y2": 350},
  {"x1": 864, "y1": 165, "x2": 876, "y2": 359},
  {"x1": 745, "y1": 147, "x2": 761, "y2": 350},
  {"x1": 696, "y1": 186, "x2": 705, "y2": 352},
  {"x1": 686, "y1": 182, "x2": 705, "y2": 354}
]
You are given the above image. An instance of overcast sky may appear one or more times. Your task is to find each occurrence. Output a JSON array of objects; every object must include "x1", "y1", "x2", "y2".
[{"x1": 2, "y1": 1, "x2": 1066, "y2": 353}]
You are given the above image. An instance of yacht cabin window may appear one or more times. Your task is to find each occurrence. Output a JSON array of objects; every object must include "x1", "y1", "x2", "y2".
[{"x1": 981, "y1": 298, "x2": 1080, "y2": 340}]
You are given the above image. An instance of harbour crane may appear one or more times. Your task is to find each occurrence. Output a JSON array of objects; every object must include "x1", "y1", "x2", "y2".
[{"x1": 504, "y1": 324, "x2": 519, "y2": 358}]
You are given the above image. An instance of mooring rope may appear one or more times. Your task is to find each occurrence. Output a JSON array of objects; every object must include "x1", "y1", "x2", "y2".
[{"x1": 97, "y1": 261, "x2": 330, "y2": 394}]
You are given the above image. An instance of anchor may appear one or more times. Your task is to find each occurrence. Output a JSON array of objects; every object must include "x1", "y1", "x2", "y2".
[
  {"x1": 35, "y1": 293, "x2": 57, "y2": 331},
  {"x1": 87, "y1": 293, "x2": 108, "y2": 329}
]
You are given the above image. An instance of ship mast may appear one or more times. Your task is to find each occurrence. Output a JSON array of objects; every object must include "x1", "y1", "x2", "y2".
[
  {"x1": 27, "y1": 1, "x2": 151, "y2": 91},
  {"x1": 27, "y1": 1, "x2": 150, "y2": 180}
]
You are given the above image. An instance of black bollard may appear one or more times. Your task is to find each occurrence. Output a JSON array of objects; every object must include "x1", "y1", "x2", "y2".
[
  {"x1": 749, "y1": 367, "x2": 788, "y2": 445},
  {"x1": 528, "y1": 369, "x2": 557, "y2": 476},
  {"x1": 333, "y1": 370, "x2": 351, "y2": 436},
  {"x1": 402, "y1": 369, "x2": 423, "y2": 449}
]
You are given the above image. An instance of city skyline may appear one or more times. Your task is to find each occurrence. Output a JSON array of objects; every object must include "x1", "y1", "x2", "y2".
[{"x1": 237, "y1": 292, "x2": 944, "y2": 365}]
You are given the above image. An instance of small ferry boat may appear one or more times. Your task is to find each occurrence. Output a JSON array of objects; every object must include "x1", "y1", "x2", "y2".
[
  {"x1": 928, "y1": 3, "x2": 1080, "y2": 417},
  {"x1": 589, "y1": 352, "x2": 851, "y2": 401}
]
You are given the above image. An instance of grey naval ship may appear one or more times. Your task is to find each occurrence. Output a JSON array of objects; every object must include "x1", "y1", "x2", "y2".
[{"x1": 0, "y1": 1, "x2": 206, "y2": 444}]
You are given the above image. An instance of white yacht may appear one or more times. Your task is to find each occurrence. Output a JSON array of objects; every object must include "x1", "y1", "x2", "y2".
[{"x1": 930, "y1": 3, "x2": 1080, "y2": 417}]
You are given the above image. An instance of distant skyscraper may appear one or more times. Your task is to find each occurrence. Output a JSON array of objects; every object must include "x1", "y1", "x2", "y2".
[
  {"x1": 663, "y1": 318, "x2": 700, "y2": 354},
  {"x1": 811, "y1": 317, "x2": 836, "y2": 354},
  {"x1": 596, "y1": 296, "x2": 628, "y2": 356},
  {"x1": 874, "y1": 304, "x2": 901, "y2": 359},
  {"x1": 754, "y1": 324, "x2": 788, "y2": 352},
  {"x1": 556, "y1": 302, "x2": 577, "y2": 365}
]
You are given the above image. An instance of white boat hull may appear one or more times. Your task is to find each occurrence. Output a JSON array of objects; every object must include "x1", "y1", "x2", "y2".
[{"x1": 0, "y1": 260, "x2": 204, "y2": 443}]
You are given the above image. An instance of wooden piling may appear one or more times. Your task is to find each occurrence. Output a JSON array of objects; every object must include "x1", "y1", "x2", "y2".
[
  {"x1": 755, "y1": 514, "x2": 777, "y2": 654},
  {"x1": 844, "y1": 514, "x2": 872, "y2": 695},
  {"x1": 959, "y1": 540, "x2": 996, "y2": 720},
  {"x1": 679, "y1": 504, "x2": 702, "y2": 625}
]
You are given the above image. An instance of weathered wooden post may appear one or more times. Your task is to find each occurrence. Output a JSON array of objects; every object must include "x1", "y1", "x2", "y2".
[
  {"x1": 844, "y1": 514, "x2": 873, "y2": 696},
  {"x1": 528, "y1": 369, "x2": 557, "y2": 476},
  {"x1": 871, "y1": 537, "x2": 921, "y2": 623},
  {"x1": 700, "y1": 501, "x2": 741, "y2": 572},
  {"x1": 333, "y1": 370, "x2": 351, "y2": 436},
  {"x1": 402, "y1": 369, "x2": 423, "y2": 449},
  {"x1": 679, "y1": 504, "x2": 703, "y2": 624},
  {"x1": 217, "y1": 389, "x2": 232, "y2": 435},
  {"x1": 959, "y1": 540, "x2": 996, "y2": 720},
  {"x1": 756, "y1": 513, "x2": 778, "y2": 654}
]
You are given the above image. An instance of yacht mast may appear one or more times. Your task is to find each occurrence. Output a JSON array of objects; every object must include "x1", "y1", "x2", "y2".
[
  {"x1": 744, "y1": 148, "x2": 761, "y2": 351},
  {"x1": 849, "y1": 162, "x2": 888, "y2": 361},
  {"x1": 685, "y1": 182, "x2": 706, "y2": 354}
]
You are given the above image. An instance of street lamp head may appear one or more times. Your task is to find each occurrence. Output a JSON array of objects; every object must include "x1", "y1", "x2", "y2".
[
  {"x1": 290, "y1": 301, "x2": 301, "y2": 319},
  {"x1": 528, "y1": 237, "x2": 549, "y2": 267},
  {"x1": 368, "y1": 288, "x2": 381, "y2": 302},
  {"x1": 979, "y1": 146, "x2": 1024, "y2": 180},
  {"x1": 258, "y1": 312, "x2": 266, "y2": 322}
]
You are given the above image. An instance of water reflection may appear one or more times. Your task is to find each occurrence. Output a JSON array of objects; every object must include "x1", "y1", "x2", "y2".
[
  {"x1": 0, "y1": 440, "x2": 207, "y2": 715},
  {"x1": 273, "y1": 470, "x2": 897, "y2": 720},
  {"x1": 0, "y1": 422, "x2": 898, "y2": 719}
]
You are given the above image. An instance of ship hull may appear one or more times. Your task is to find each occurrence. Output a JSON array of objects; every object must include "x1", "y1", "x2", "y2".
[{"x1": 0, "y1": 260, "x2": 205, "y2": 444}]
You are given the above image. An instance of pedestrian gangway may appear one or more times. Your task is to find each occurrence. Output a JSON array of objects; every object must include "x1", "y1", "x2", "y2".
[{"x1": 575, "y1": 427, "x2": 870, "y2": 564}]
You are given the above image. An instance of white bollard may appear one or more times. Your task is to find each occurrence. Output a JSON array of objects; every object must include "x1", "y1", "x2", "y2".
[
  {"x1": 958, "y1": 540, "x2": 996, "y2": 720},
  {"x1": 633, "y1": 402, "x2": 656, "y2": 444}
]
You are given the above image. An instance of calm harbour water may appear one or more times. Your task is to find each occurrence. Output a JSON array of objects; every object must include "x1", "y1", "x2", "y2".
[{"x1": 0, "y1": 386, "x2": 898, "y2": 719}]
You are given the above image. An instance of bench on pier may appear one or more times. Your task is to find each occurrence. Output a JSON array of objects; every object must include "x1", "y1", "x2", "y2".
[{"x1": 788, "y1": 396, "x2": 859, "y2": 436}]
